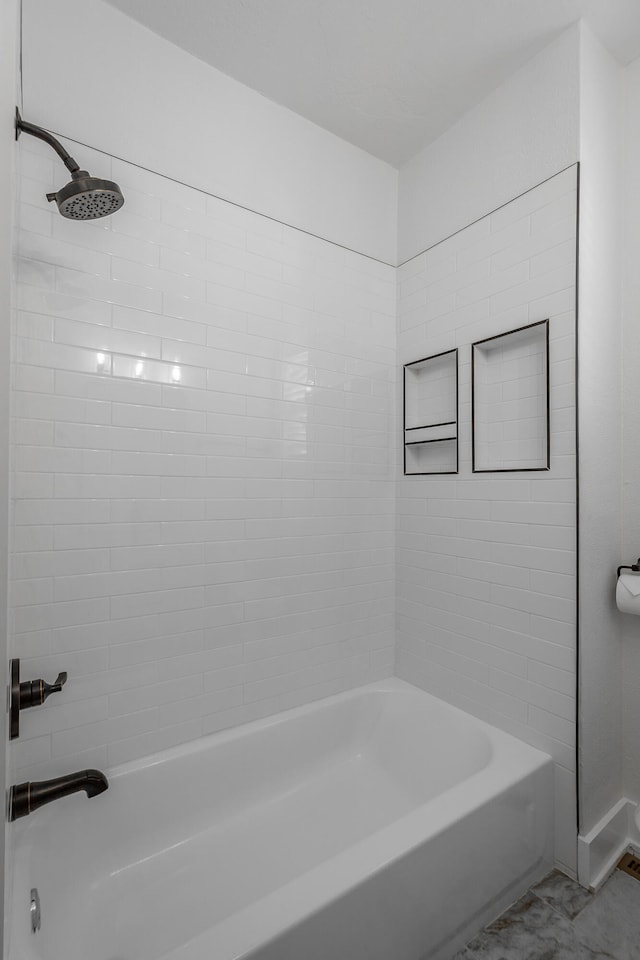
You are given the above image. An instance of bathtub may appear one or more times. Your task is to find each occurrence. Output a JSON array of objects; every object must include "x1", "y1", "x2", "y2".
[{"x1": 9, "y1": 678, "x2": 553, "y2": 960}]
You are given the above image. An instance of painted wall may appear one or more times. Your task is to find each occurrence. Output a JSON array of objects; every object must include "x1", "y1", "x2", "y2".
[
  {"x1": 397, "y1": 24, "x2": 580, "y2": 264},
  {"x1": 576, "y1": 24, "x2": 624, "y2": 838},
  {"x1": 11, "y1": 135, "x2": 396, "y2": 781},
  {"x1": 621, "y1": 55, "x2": 640, "y2": 805},
  {"x1": 396, "y1": 167, "x2": 578, "y2": 876},
  {"x1": 21, "y1": 0, "x2": 398, "y2": 265}
]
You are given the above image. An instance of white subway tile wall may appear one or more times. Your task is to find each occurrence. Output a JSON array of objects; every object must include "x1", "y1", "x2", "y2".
[
  {"x1": 11, "y1": 138, "x2": 396, "y2": 778},
  {"x1": 12, "y1": 139, "x2": 579, "y2": 870},
  {"x1": 396, "y1": 166, "x2": 578, "y2": 873}
]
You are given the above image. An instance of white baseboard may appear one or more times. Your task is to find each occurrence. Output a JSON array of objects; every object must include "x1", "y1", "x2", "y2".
[{"x1": 577, "y1": 797, "x2": 640, "y2": 890}]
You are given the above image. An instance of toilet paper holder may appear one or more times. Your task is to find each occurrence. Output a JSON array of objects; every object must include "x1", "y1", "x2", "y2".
[{"x1": 617, "y1": 558, "x2": 640, "y2": 577}]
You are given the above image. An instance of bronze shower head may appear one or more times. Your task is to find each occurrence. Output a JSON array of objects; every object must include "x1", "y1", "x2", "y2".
[
  {"x1": 46, "y1": 169, "x2": 124, "y2": 220},
  {"x1": 15, "y1": 108, "x2": 125, "y2": 220}
]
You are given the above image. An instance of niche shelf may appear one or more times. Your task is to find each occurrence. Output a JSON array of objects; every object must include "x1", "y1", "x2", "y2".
[
  {"x1": 403, "y1": 348, "x2": 458, "y2": 475},
  {"x1": 472, "y1": 319, "x2": 549, "y2": 473}
]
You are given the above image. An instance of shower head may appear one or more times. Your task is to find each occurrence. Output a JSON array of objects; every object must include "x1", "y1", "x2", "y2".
[
  {"x1": 46, "y1": 170, "x2": 124, "y2": 220},
  {"x1": 15, "y1": 109, "x2": 125, "y2": 220}
]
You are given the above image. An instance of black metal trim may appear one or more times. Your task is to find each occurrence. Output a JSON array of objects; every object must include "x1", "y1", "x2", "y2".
[
  {"x1": 472, "y1": 467, "x2": 551, "y2": 474},
  {"x1": 471, "y1": 336, "x2": 476, "y2": 473},
  {"x1": 403, "y1": 348, "x2": 458, "y2": 476},
  {"x1": 403, "y1": 361, "x2": 406, "y2": 475},
  {"x1": 9, "y1": 660, "x2": 19, "y2": 741},
  {"x1": 404, "y1": 348, "x2": 457, "y2": 367},
  {"x1": 471, "y1": 319, "x2": 550, "y2": 474},
  {"x1": 405, "y1": 437, "x2": 456, "y2": 446},
  {"x1": 455, "y1": 347, "x2": 459, "y2": 474},
  {"x1": 471, "y1": 318, "x2": 550, "y2": 349},
  {"x1": 405, "y1": 421, "x2": 456, "y2": 431},
  {"x1": 574, "y1": 162, "x2": 581, "y2": 837}
]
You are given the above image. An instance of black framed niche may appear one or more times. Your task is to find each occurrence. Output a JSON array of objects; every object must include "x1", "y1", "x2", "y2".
[
  {"x1": 403, "y1": 348, "x2": 458, "y2": 475},
  {"x1": 471, "y1": 319, "x2": 550, "y2": 473}
]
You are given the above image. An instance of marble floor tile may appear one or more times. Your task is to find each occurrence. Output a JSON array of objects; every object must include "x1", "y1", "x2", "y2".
[
  {"x1": 572, "y1": 872, "x2": 640, "y2": 960},
  {"x1": 453, "y1": 890, "x2": 582, "y2": 960},
  {"x1": 532, "y1": 869, "x2": 594, "y2": 921},
  {"x1": 454, "y1": 867, "x2": 640, "y2": 960}
]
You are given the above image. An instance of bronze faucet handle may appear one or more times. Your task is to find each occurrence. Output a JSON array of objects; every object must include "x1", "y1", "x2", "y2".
[
  {"x1": 47, "y1": 672, "x2": 68, "y2": 696},
  {"x1": 9, "y1": 660, "x2": 69, "y2": 739}
]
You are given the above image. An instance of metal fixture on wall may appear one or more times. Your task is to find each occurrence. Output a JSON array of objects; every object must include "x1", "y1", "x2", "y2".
[
  {"x1": 15, "y1": 108, "x2": 125, "y2": 219},
  {"x1": 9, "y1": 658, "x2": 67, "y2": 740},
  {"x1": 9, "y1": 769, "x2": 109, "y2": 820},
  {"x1": 30, "y1": 888, "x2": 41, "y2": 934}
]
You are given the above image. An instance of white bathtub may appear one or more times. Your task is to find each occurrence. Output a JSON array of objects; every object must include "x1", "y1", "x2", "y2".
[{"x1": 9, "y1": 679, "x2": 553, "y2": 960}]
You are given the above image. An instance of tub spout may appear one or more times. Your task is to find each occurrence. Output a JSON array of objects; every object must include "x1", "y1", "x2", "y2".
[{"x1": 9, "y1": 769, "x2": 109, "y2": 821}]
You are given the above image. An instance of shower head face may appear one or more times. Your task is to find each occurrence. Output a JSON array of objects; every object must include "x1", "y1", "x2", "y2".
[{"x1": 48, "y1": 171, "x2": 125, "y2": 220}]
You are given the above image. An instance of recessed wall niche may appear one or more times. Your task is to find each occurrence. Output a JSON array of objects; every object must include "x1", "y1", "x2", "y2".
[
  {"x1": 472, "y1": 319, "x2": 549, "y2": 473},
  {"x1": 403, "y1": 349, "x2": 458, "y2": 475}
]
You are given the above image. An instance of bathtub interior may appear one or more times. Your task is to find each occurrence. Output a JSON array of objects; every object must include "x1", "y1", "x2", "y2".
[{"x1": 10, "y1": 682, "x2": 534, "y2": 960}]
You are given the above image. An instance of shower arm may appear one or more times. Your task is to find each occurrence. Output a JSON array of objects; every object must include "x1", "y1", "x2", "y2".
[{"x1": 15, "y1": 108, "x2": 80, "y2": 174}]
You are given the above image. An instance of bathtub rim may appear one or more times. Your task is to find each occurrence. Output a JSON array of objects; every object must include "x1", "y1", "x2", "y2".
[
  {"x1": 157, "y1": 717, "x2": 552, "y2": 960},
  {"x1": 10, "y1": 677, "x2": 554, "y2": 960},
  {"x1": 104, "y1": 676, "x2": 538, "y2": 785},
  {"x1": 120, "y1": 676, "x2": 552, "y2": 960}
]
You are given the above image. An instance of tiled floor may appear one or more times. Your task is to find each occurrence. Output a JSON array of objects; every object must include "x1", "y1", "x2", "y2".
[{"x1": 453, "y1": 868, "x2": 640, "y2": 959}]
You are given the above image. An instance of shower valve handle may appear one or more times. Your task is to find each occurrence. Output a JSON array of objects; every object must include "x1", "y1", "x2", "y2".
[
  {"x1": 9, "y1": 660, "x2": 68, "y2": 740},
  {"x1": 21, "y1": 671, "x2": 68, "y2": 708}
]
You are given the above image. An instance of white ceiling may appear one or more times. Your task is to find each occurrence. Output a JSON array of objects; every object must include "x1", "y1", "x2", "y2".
[{"x1": 104, "y1": 0, "x2": 640, "y2": 167}]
